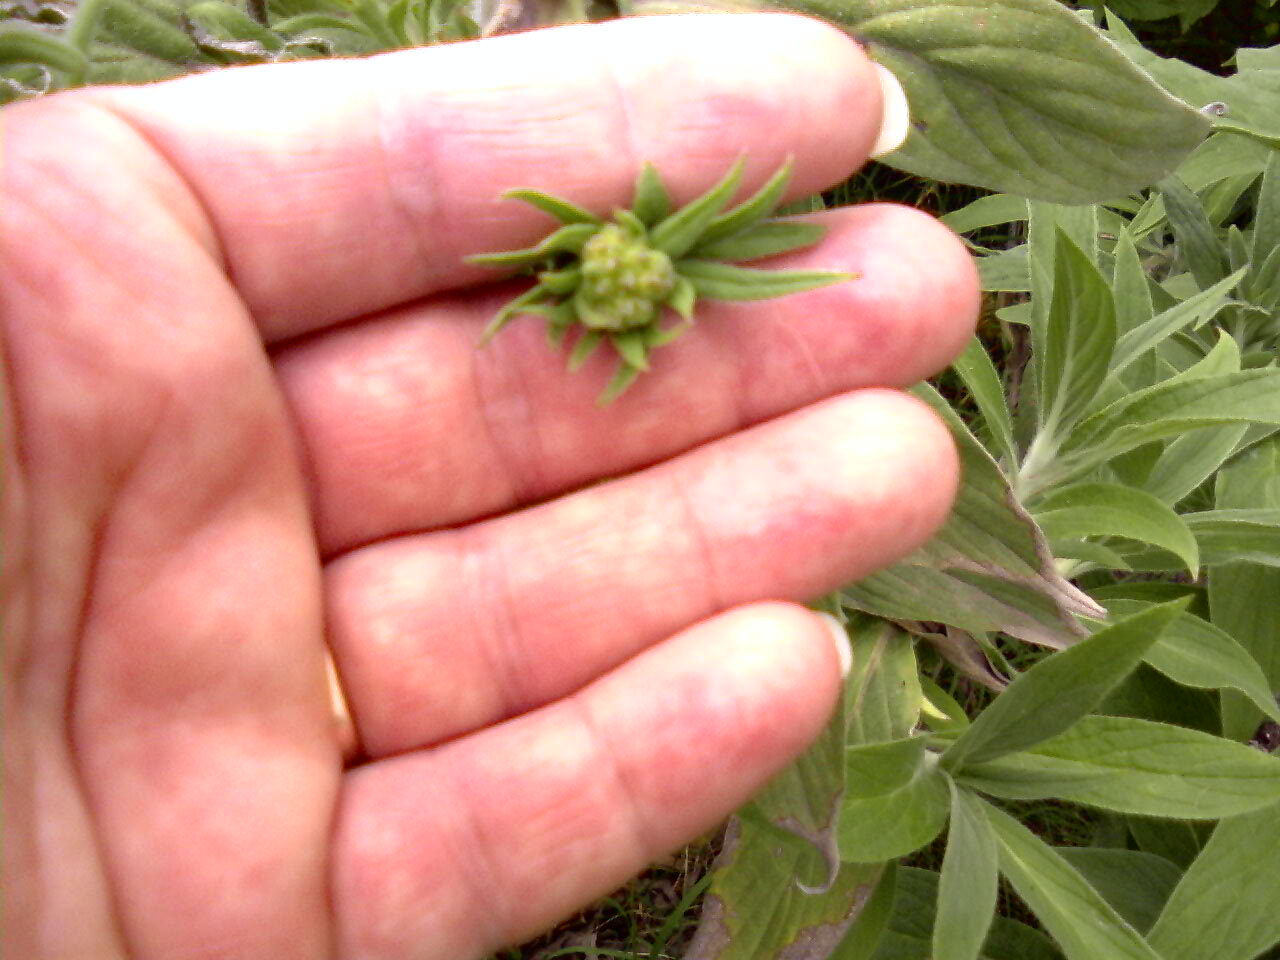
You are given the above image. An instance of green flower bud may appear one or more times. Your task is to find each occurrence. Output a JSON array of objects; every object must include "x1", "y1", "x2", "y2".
[{"x1": 575, "y1": 224, "x2": 675, "y2": 331}]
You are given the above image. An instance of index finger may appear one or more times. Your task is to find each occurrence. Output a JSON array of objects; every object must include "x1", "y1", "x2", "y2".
[{"x1": 88, "y1": 13, "x2": 883, "y2": 343}]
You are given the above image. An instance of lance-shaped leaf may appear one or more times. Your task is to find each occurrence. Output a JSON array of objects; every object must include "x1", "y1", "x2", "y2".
[
  {"x1": 1211, "y1": 432, "x2": 1280, "y2": 742},
  {"x1": 869, "y1": 867, "x2": 1061, "y2": 960},
  {"x1": 957, "y1": 715, "x2": 1280, "y2": 818},
  {"x1": 1112, "y1": 229, "x2": 1154, "y2": 338},
  {"x1": 1109, "y1": 268, "x2": 1245, "y2": 377},
  {"x1": 466, "y1": 222, "x2": 597, "y2": 268},
  {"x1": 1159, "y1": 175, "x2": 1228, "y2": 289},
  {"x1": 1054, "y1": 848, "x2": 1182, "y2": 936},
  {"x1": 942, "y1": 600, "x2": 1188, "y2": 771},
  {"x1": 676, "y1": 259, "x2": 850, "y2": 300},
  {"x1": 1103, "y1": 599, "x2": 1280, "y2": 726},
  {"x1": 1147, "y1": 801, "x2": 1280, "y2": 960},
  {"x1": 1037, "y1": 229, "x2": 1116, "y2": 440},
  {"x1": 632, "y1": 163, "x2": 670, "y2": 227},
  {"x1": 500, "y1": 187, "x2": 601, "y2": 226},
  {"x1": 1049, "y1": 368, "x2": 1280, "y2": 489},
  {"x1": 845, "y1": 384, "x2": 1103, "y2": 650},
  {"x1": 933, "y1": 783, "x2": 998, "y2": 960},
  {"x1": 649, "y1": 158, "x2": 744, "y2": 258},
  {"x1": 975, "y1": 247, "x2": 1031, "y2": 293},
  {"x1": 1139, "y1": 422, "x2": 1250, "y2": 506},
  {"x1": 683, "y1": 818, "x2": 884, "y2": 960},
  {"x1": 187, "y1": 1, "x2": 284, "y2": 52},
  {"x1": 694, "y1": 159, "x2": 796, "y2": 247},
  {"x1": 986, "y1": 801, "x2": 1165, "y2": 960},
  {"x1": 763, "y1": 0, "x2": 1209, "y2": 203},
  {"x1": 939, "y1": 192, "x2": 1029, "y2": 237},
  {"x1": 691, "y1": 220, "x2": 827, "y2": 262},
  {"x1": 1032, "y1": 481, "x2": 1199, "y2": 577},
  {"x1": 1112, "y1": 509, "x2": 1280, "y2": 571},
  {"x1": 0, "y1": 24, "x2": 88, "y2": 78},
  {"x1": 951, "y1": 336, "x2": 1016, "y2": 468}
]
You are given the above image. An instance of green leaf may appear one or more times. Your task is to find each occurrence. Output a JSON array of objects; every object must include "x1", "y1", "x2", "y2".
[
  {"x1": 942, "y1": 600, "x2": 1189, "y2": 771},
  {"x1": 1140, "y1": 423, "x2": 1250, "y2": 506},
  {"x1": 502, "y1": 188, "x2": 601, "y2": 227},
  {"x1": 985, "y1": 801, "x2": 1164, "y2": 960},
  {"x1": 1052, "y1": 538, "x2": 1132, "y2": 571},
  {"x1": 665, "y1": 275, "x2": 696, "y2": 321},
  {"x1": 1159, "y1": 175, "x2": 1228, "y2": 289},
  {"x1": 832, "y1": 861, "x2": 898, "y2": 959},
  {"x1": 845, "y1": 567, "x2": 1087, "y2": 654},
  {"x1": 769, "y1": 0, "x2": 1209, "y2": 203},
  {"x1": 845, "y1": 616, "x2": 922, "y2": 745},
  {"x1": 187, "y1": 0, "x2": 284, "y2": 49},
  {"x1": 1056, "y1": 369, "x2": 1280, "y2": 486},
  {"x1": 684, "y1": 818, "x2": 885, "y2": 960},
  {"x1": 868, "y1": 867, "x2": 1061, "y2": 960},
  {"x1": 1147, "y1": 802, "x2": 1280, "y2": 960},
  {"x1": 95, "y1": 0, "x2": 202, "y2": 67},
  {"x1": 478, "y1": 284, "x2": 548, "y2": 344},
  {"x1": 690, "y1": 220, "x2": 826, "y2": 262},
  {"x1": 1109, "y1": 268, "x2": 1246, "y2": 377},
  {"x1": 1053, "y1": 848, "x2": 1181, "y2": 935},
  {"x1": 957, "y1": 715, "x2": 1280, "y2": 818},
  {"x1": 650, "y1": 159, "x2": 745, "y2": 258},
  {"x1": 632, "y1": 163, "x2": 670, "y2": 228},
  {"x1": 1184, "y1": 509, "x2": 1280, "y2": 567},
  {"x1": 1039, "y1": 229, "x2": 1117, "y2": 439},
  {"x1": 1211, "y1": 433, "x2": 1280, "y2": 741},
  {"x1": 676, "y1": 260, "x2": 850, "y2": 300},
  {"x1": 845, "y1": 384, "x2": 1102, "y2": 651},
  {"x1": 844, "y1": 736, "x2": 931, "y2": 801},
  {"x1": 918, "y1": 675, "x2": 970, "y2": 734},
  {"x1": 1112, "y1": 230, "x2": 1155, "y2": 338},
  {"x1": 567, "y1": 329, "x2": 602, "y2": 371},
  {"x1": 1251, "y1": 150, "x2": 1280, "y2": 270},
  {"x1": 933, "y1": 784, "x2": 998, "y2": 960},
  {"x1": 1101, "y1": 16, "x2": 1280, "y2": 148},
  {"x1": 270, "y1": 11, "x2": 359, "y2": 32},
  {"x1": 467, "y1": 222, "x2": 598, "y2": 268},
  {"x1": 0, "y1": 24, "x2": 88, "y2": 76},
  {"x1": 1104, "y1": 599, "x2": 1280, "y2": 726},
  {"x1": 597, "y1": 362, "x2": 641, "y2": 405},
  {"x1": 696, "y1": 159, "x2": 795, "y2": 247},
  {"x1": 975, "y1": 247, "x2": 1031, "y2": 293},
  {"x1": 609, "y1": 330, "x2": 649, "y2": 370},
  {"x1": 838, "y1": 753, "x2": 949, "y2": 862},
  {"x1": 951, "y1": 338, "x2": 1015, "y2": 468},
  {"x1": 745, "y1": 612, "x2": 858, "y2": 897},
  {"x1": 1127, "y1": 815, "x2": 1204, "y2": 871},
  {"x1": 1032, "y1": 481, "x2": 1199, "y2": 576},
  {"x1": 939, "y1": 193, "x2": 1029, "y2": 236}
]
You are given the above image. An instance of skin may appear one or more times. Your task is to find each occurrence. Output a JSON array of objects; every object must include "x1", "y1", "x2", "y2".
[{"x1": 0, "y1": 13, "x2": 978, "y2": 960}]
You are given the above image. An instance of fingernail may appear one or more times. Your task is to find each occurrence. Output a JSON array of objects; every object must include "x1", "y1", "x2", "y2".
[
  {"x1": 869, "y1": 62, "x2": 911, "y2": 159},
  {"x1": 815, "y1": 612, "x2": 853, "y2": 679}
]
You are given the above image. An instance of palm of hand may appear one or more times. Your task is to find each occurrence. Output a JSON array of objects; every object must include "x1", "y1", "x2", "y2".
[{"x1": 1, "y1": 14, "x2": 976, "y2": 960}]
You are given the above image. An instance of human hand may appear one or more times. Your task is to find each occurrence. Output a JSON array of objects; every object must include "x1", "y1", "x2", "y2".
[{"x1": 1, "y1": 13, "x2": 977, "y2": 959}]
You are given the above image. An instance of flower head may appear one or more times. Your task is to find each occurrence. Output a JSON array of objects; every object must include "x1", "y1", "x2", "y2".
[{"x1": 469, "y1": 158, "x2": 852, "y2": 403}]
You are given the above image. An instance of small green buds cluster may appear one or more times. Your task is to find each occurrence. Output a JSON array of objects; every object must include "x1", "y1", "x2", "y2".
[
  {"x1": 470, "y1": 158, "x2": 853, "y2": 404},
  {"x1": 576, "y1": 224, "x2": 676, "y2": 330}
]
